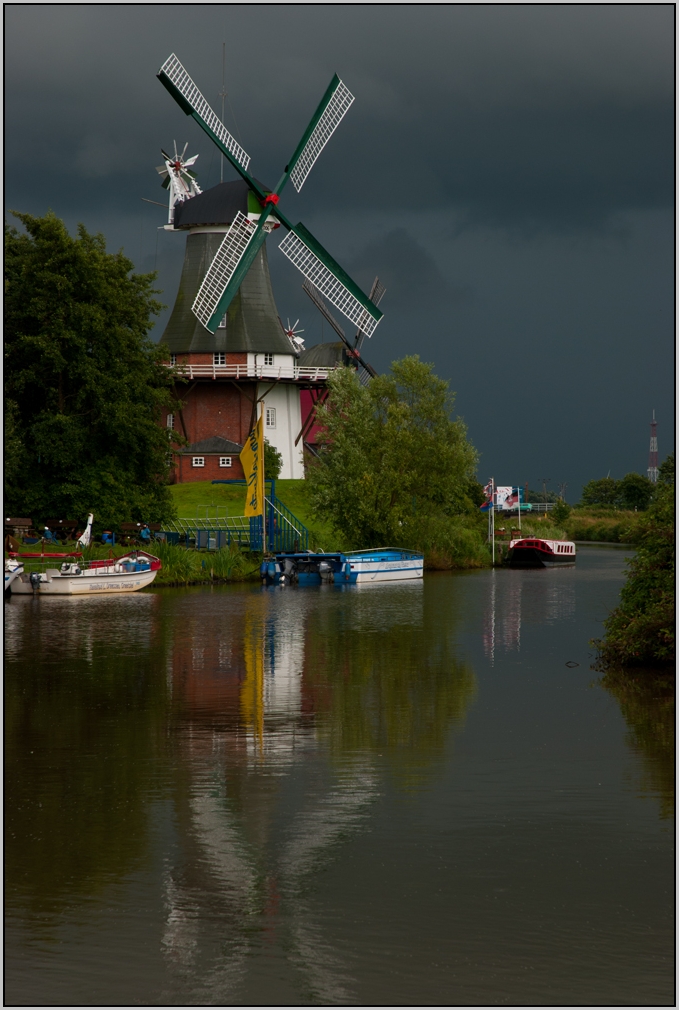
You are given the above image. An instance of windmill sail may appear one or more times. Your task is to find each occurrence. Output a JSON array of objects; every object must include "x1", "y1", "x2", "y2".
[
  {"x1": 302, "y1": 280, "x2": 378, "y2": 378},
  {"x1": 158, "y1": 54, "x2": 251, "y2": 173},
  {"x1": 280, "y1": 225, "x2": 382, "y2": 337},
  {"x1": 192, "y1": 212, "x2": 259, "y2": 330},
  {"x1": 354, "y1": 277, "x2": 387, "y2": 349},
  {"x1": 286, "y1": 75, "x2": 354, "y2": 193}
]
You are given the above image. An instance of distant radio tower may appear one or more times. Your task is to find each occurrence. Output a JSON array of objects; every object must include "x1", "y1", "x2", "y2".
[{"x1": 647, "y1": 411, "x2": 658, "y2": 483}]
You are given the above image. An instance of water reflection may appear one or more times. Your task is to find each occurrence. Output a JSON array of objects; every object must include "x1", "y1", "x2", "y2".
[
  {"x1": 5, "y1": 595, "x2": 167, "y2": 920},
  {"x1": 161, "y1": 583, "x2": 474, "y2": 1002},
  {"x1": 483, "y1": 567, "x2": 576, "y2": 663},
  {"x1": 602, "y1": 669, "x2": 675, "y2": 819}
]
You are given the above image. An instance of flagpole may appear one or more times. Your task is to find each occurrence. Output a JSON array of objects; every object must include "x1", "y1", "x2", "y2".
[
  {"x1": 491, "y1": 478, "x2": 496, "y2": 566},
  {"x1": 518, "y1": 483, "x2": 521, "y2": 534}
]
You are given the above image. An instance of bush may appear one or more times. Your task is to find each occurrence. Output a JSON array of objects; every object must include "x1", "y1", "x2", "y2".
[{"x1": 593, "y1": 484, "x2": 674, "y2": 668}]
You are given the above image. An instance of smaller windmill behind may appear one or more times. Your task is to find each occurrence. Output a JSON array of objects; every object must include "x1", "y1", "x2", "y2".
[
  {"x1": 156, "y1": 142, "x2": 202, "y2": 225},
  {"x1": 302, "y1": 277, "x2": 386, "y2": 385}
]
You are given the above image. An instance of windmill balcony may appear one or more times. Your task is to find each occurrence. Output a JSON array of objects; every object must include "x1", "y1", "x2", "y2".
[{"x1": 166, "y1": 360, "x2": 339, "y2": 382}]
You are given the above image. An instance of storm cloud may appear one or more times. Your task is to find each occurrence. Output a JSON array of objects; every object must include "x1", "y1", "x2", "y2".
[{"x1": 5, "y1": 4, "x2": 674, "y2": 496}]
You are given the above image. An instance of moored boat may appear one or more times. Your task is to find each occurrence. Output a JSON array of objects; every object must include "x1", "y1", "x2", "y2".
[
  {"x1": 10, "y1": 551, "x2": 162, "y2": 595},
  {"x1": 263, "y1": 548, "x2": 424, "y2": 586},
  {"x1": 507, "y1": 538, "x2": 576, "y2": 568},
  {"x1": 5, "y1": 558, "x2": 24, "y2": 594}
]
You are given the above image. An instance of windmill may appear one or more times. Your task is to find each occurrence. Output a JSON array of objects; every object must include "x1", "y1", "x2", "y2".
[
  {"x1": 157, "y1": 54, "x2": 383, "y2": 339},
  {"x1": 302, "y1": 276, "x2": 386, "y2": 384},
  {"x1": 283, "y1": 319, "x2": 306, "y2": 353},
  {"x1": 156, "y1": 141, "x2": 202, "y2": 225}
]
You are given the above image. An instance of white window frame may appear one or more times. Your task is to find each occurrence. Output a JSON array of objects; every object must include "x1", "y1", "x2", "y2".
[
  {"x1": 192, "y1": 457, "x2": 205, "y2": 468},
  {"x1": 170, "y1": 353, "x2": 177, "y2": 366},
  {"x1": 263, "y1": 353, "x2": 274, "y2": 366},
  {"x1": 219, "y1": 457, "x2": 232, "y2": 467},
  {"x1": 166, "y1": 413, "x2": 174, "y2": 429},
  {"x1": 265, "y1": 407, "x2": 276, "y2": 428},
  {"x1": 214, "y1": 352, "x2": 226, "y2": 365},
  {"x1": 217, "y1": 314, "x2": 227, "y2": 329}
]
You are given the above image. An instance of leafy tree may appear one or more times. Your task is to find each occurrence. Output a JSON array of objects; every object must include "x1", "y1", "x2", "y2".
[
  {"x1": 263, "y1": 439, "x2": 283, "y2": 480},
  {"x1": 305, "y1": 356, "x2": 481, "y2": 550},
  {"x1": 551, "y1": 499, "x2": 571, "y2": 524},
  {"x1": 581, "y1": 476, "x2": 619, "y2": 507},
  {"x1": 594, "y1": 482, "x2": 674, "y2": 668},
  {"x1": 657, "y1": 452, "x2": 674, "y2": 485},
  {"x1": 5, "y1": 211, "x2": 178, "y2": 527},
  {"x1": 617, "y1": 472, "x2": 654, "y2": 511}
]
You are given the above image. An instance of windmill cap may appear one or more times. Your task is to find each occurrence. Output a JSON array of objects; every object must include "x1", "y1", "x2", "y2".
[{"x1": 173, "y1": 179, "x2": 271, "y2": 230}]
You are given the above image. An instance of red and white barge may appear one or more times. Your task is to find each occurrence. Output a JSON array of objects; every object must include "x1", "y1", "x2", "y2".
[{"x1": 507, "y1": 538, "x2": 576, "y2": 568}]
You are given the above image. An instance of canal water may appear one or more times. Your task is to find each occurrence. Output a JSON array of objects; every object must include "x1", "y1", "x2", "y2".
[{"x1": 5, "y1": 546, "x2": 673, "y2": 1005}]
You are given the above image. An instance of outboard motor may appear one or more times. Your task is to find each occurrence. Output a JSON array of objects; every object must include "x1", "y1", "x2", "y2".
[
  {"x1": 29, "y1": 571, "x2": 42, "y2": 591},
  {"x1": 318, "y1": 560, "x2": 334, "y2": 583},
  {"x1": 280, "y1": 557, "x2": 297, "y2": 585}
]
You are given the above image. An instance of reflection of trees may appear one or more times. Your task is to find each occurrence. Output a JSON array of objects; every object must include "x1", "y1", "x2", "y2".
[
  {"x1": 602, "y1": 669, "x2": 674, "y2": 819},
  {"x1": 302, "y1": 583, "x2": 476, "y2": 789},
  {"x1": 5, "y1": 595, "x2": 169, "y2": 920}
]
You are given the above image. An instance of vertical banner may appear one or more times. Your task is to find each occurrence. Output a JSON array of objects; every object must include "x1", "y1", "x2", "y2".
[{"x1": 240, "y1": 413, "x2": 264, "y2": 517}]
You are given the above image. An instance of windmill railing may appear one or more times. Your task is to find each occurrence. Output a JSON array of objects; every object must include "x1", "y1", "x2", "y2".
[{"x1": 166, "y1": 363, "x2": 340, "y2": 382}]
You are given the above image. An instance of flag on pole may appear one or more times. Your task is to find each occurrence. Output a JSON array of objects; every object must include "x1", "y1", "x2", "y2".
[
  {"x1": 479, "y1": 480, "x2": 494, "y2": 512},
  {"x1": 240, "y1": 414, "x2": 264, "y2": 517}
]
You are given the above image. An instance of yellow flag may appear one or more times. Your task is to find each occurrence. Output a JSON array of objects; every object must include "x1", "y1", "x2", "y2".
[{"x1": 240, "y1": 413, "x2": 264, "y2": 517}]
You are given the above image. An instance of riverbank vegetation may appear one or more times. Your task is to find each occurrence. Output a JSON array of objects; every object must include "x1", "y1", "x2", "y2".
[
  {"x1": 593, "y1": 478, "x2": 674, "y2": 670},
  {"x1": 5, "y1": 212, "x2": 178, "y2": 527},
  {"x1": 305, "y1": 357, "x2": 490, "y2": 569}
]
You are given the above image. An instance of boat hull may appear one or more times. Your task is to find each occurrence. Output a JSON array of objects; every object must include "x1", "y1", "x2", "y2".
[
  {"x1": 268, "y1": 549, "x2": 424, "y2": 586},
  {"x1": 508, "y1": 548, "x2": 575, "y2": 568},
  {"x1": 11, "y1": 568, "x2": 159, "y2": 595},
  {"x1": 345, "y1": 559, "x2": 424, "y2": 583}
]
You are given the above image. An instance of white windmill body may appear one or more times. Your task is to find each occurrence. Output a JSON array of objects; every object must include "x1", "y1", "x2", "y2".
[{"x1": 156, "y1": 142, "x2": 203, "y2": 225}]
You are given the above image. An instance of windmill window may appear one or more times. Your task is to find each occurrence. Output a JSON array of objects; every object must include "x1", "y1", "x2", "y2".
[
  {"x1": 264, "y1": 353, "x2": 274, "y2": 366},
  {"x1": 217, "y1": 314, "x2": 227, "y2": 329},
  {"x1": 166, "y1": 413, "x2": 174, "y2": 429},
  {"x1": 170, "y1": 354, "x2": 177, "y2": 366},
  {"x1": 214, "y1": 353, "x2": 226, "y2": 365},
  {"x1": 219, "y1": 457, "x2": 232, "y2": 467},
  {"x1": 265, "y1": 408, "x2": 276, "y2": 428},
  {"x1": 192, "y1": 457, "x2": 205, "y2": 468}
]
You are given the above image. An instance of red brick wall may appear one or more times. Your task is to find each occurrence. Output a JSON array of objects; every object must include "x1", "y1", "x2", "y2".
[
  {"x1": 176, "y1": 454, "x2": 245, "y2": 483},
  {"x1": 174, "y1": 381, "x2": 254, "y2": 446}
]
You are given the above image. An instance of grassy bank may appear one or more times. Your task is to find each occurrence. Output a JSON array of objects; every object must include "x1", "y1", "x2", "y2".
[{"x1": 564, "y1": 508, "x2": 639, "y2": 543}]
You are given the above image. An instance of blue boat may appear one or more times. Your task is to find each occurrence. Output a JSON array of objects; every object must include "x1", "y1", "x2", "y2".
[{"x1": 261, "y1": 548, "x2": 424, "y2": 586}]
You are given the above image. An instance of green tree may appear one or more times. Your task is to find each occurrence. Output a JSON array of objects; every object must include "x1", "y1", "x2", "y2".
[
  {"x1": 657, "y1": 452, "x2": 674, "y2": 485},
  {"x1": 306, "y1": 356, "x2": 482, "y2": 552},
  {"x1": 617, "y1": 472, "x2": 654, "y2": 511},
  {"x1": 5, "y1": 211, "x2": 178, "y2": 527},
  {"x1": 551, "y1": 498, "x2": 571, "y2": 524},
  {"x1": 594, "y1": 482, "x2": 674, "y2": 668},
  {"x1": 581, "y1": 476, "x2": 620, "y2": 507},
  {"x1": 264, "y1": 438, "x2": 283, "y2": 479}
]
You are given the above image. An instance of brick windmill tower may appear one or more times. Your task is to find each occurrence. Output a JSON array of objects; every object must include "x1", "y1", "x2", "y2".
[{"x1": 155, "y1": 55, "x2": 384, "y2": 483}]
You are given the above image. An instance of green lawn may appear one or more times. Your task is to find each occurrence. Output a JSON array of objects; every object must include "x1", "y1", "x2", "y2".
[{"x1": 168, "y1": 480, "x2": 340, "y2": 551}]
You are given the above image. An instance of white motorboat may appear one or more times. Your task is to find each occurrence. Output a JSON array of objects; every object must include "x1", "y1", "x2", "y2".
[
  {"x1": 4, "y1": 558, "x2": 24, "y2": 594},
  {"x1": 10, "y1": 551, "x2": 162, "y2": 596}
]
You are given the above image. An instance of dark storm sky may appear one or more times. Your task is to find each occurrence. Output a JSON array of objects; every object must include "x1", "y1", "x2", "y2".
[{"x1": 6, "y1": 4, "x2": 674, "y2": 498}]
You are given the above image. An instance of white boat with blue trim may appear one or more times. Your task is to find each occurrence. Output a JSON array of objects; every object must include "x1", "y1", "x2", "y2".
[{"x1": 263, "y1": 548, "x2": 424, "y2": 585}]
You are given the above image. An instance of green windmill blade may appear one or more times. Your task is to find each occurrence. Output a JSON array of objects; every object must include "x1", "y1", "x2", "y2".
[
  {"x1": 279, "y1": 224, "x2": 383, "y2": 337},
  {"x1": 283, "y1": 74, "x2": 354, "y2": 193},
  {"x1": 157, "y1": 54, "x2": 265, "y2": 197}
]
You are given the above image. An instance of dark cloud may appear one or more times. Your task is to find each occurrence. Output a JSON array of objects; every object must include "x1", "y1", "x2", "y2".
[{"x1": 5, "y1": 4, "x2": 673, "y2": 496}]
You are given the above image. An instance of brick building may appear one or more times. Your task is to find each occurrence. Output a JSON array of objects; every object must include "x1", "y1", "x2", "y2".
[{"x1": 161, "y1": 179, "x2": 337, "y2": 482}]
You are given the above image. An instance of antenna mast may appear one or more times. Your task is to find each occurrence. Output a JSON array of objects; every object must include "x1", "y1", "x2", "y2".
[
  {"x1": 219, "y1": 43, "x2": 226, "y2": 184},
  {"x1": 647, "y1": 411, "x2": 658, "y2": 483}
]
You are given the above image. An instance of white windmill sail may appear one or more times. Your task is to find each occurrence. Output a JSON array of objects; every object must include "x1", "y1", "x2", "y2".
[
  {"x1": 280, "y1": 226, "x2": 382, "y2": 337},
  {"x1": 192, "y1": 212, "x2": 259, "y2": 330},
  {"x1": 286, "y1": 75, "x2": 354, "y2": 193},
  {"x1": 158, "y1": 54, "x2": 251, "y2": 172}
]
